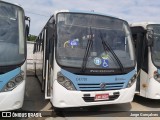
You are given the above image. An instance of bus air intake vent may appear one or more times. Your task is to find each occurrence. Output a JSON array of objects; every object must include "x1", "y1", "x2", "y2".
[{"x1": 78, "y1": 82, "x2": 124, "y2": 91}]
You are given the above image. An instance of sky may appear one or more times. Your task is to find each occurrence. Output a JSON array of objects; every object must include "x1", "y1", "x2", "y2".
[{"x1": 4, "y1": 0, "x2": 160, "y2": 36}]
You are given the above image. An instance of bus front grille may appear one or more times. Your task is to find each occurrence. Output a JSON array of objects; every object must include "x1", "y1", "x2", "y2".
[{"x1": 78, "y1": 82, "x2": 124, "y2": 91}]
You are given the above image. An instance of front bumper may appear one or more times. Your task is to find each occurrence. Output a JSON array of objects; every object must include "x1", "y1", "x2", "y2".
[{"x1": 52, "y1": 80, "x2": 136, "y2": 108}]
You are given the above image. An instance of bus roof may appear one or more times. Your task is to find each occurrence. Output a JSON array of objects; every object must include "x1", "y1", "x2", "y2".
[
  {"x1": 0, "y1": 0, "x2": 22, "y2": 9},
  {"x1": 130, "y1": 22, "x2": 156, "y2": 29},
  {"x1": 54, "y1": 9, "x2": 121, "y2": 20}
]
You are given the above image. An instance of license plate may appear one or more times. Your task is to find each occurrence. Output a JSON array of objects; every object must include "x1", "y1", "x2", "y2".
[{"x1": 95, "y1": 94, "x2": 109, "y2": 101}]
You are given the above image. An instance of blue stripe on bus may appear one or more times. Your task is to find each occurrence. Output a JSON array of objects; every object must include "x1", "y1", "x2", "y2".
[
  {"x1": 61, "y1": 69, "x2": 135, "y2": 91},
  {"x1": 0, "y1": 68, "x2": 21, "y2": 91}
]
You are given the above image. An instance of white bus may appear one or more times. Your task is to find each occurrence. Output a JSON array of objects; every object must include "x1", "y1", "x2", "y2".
[
  {"x1": 0, "y1": 1, "x2": 30, "y2": 110},
  {"x1": 131, "y1": 22, "x2": 160, "y2": 99},
  {"x1": 33, "y1": 10, "x2": 136, "y2": 109}
]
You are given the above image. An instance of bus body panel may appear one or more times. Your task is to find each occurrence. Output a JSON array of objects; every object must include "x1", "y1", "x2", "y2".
[
  {"x1": 145, "y1": 78, "x2": 160, "y2": 99},
  {"x1": 131, "y1": 23, "x2": 160, "y2": 99},
  {"x1": 0, "y1": 1, "x2": 28, "y2": 110},
  {"x1": 50, "y1": 61, "x2": 136, "y2": 107},
  {"x1": 34, "y1": 11, "x2": 136, "y2": 108},
  {"x1": 140, "y1": 48, "x2": 160, "y2": 99},
  {"x1": 0, "y1": 80, "x2": 25, "y2": 111},
  {"x1": 0, "y1": 62, "x2": 26, "y2": 111},
  {"x1": 0, "y1": 68, "x2": 21, "y2": 90},
  {"x1": 51, "y1": 80, "x2": 136, "y2": 108},
  {"x1": 60, "y1": 69, "x2": 135, "y2": 90},
  {"x1": 139, "y1": 70, "x2": 148, "y2": 97}
]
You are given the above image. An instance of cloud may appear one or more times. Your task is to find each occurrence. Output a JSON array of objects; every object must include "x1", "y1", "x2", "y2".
[{"x1": 3, "y1": 0, "x2": 160, "y2": 35}]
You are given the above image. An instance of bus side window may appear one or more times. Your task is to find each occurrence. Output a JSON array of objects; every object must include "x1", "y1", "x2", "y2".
[
  {"x1": 141, "y1": 34, "x2": 148, "y2": 73},
  {"x1": 41, "y1": 34, "x2": 44, "y2": 52},
  {"x1": 50, "y1": 27, "x2": 55, "y2": 69},
  {"x1": 141, "y1": 46, "x2": 148, "y2": 73},
  {"x1": 47, "y1": 21, "x2": 55, "y2": 69}
]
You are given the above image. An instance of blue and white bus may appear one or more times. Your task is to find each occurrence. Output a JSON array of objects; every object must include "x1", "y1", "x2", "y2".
[
  {"x1": 131, "y1": 23, "x2": 160, "y2": 99},
  {"x1": 33, "y1": 10, "x2": 136, "y2": 109},
  {"x1": 0, "y1": 1, "x2": 29, "y2": 111}
]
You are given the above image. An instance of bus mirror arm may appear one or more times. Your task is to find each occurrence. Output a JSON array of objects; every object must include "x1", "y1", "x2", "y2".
[
  {"x1": 146, "y1": 30, "x2": 154, "y2": 46},
  {"x1": 25, "y1": 16, "x2": 31, "y2": 37}
]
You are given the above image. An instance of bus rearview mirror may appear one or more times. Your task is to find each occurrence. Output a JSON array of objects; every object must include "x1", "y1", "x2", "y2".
[
  {"x1": 25, "y1": 16, "x2": 31, "y2": 37},
  {"x1": 146, "y1": 30, "x2": 154, "y2": 46}
]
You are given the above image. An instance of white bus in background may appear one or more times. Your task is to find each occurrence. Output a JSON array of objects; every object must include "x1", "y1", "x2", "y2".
[
  {"x1": 130, "y1": 22, "x2": 160, "y2": 99},
  {"x1": 33, "y1": 10, "x2": 136, "y2": 110},
  {"x1": 0, "y1": 1, "x2": 30, "y2": 110}
]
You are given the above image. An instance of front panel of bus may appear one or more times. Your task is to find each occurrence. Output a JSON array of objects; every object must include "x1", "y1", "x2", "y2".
[
  {"x1": 150, "y1": 24, "x2": 160, "y2": 70},
  {"x1": 145, "y1": 24, "x2": 160, "y2": 99},
  {"x1": 0, "y1": 1, "x2": 26, "y2": 110},
  {"x1": 53, "y1": 12, "x2": 136, "y2": 107}
]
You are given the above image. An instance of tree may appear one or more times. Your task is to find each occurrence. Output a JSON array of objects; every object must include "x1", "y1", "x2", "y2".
[{"x1": 27, "y1": 34, "x2": 37, "y2": 41}]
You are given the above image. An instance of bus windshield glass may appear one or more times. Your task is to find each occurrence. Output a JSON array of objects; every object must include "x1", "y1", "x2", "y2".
[
  {"x1": 0, "y1": 2, "x2": 25, "y2": 66},
  {"x1": 56, "y1": 13, "x2": 135, "y2": 71},
  {"x1": 149, "y1": 24, "x2": 160, "y2": 67}
]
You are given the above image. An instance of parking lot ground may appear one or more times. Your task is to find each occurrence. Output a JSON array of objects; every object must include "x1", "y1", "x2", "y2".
[{"x1": 23, "y1": 70, "x2": 52, "y2": 111}]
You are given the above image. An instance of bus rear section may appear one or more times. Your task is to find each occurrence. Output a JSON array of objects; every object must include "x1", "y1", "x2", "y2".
[
  {"x1": 131, "y1": 23, "x2": 160, "y2": 99},
  {"x1": 34, "y1": 11, "x2": 136, "y2": 108},
  {"x1": 0, "y1": 1, "x2": 29, "y2": 111}
]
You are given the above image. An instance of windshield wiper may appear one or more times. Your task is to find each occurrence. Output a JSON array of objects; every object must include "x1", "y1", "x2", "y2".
[
  {"x1": 99, "y1": 32, "x2": 124, "y2": 72},
  {"x1": 81, "y1": 27, "x2": 93, "y2": 72}
]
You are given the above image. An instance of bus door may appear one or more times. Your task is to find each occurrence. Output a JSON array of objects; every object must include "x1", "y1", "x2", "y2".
[
  {"x1": 131, "y1": 27, "x2": 148, "y2": 92},
  {"x1": 40, "y1": 28, "x2": 48, "y2": 95},
  {"x1": 34, "y1": 33, "x2": 44, "y2": 87},
  {"x1": 44, "y1": 21, "x2": 55, "y2": 99}
]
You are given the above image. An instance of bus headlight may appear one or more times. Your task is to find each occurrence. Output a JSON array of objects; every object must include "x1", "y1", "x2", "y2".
[
  {"x1": 154, "y1": 71, "x2": 160, "y2": 82},
  {"x1": 15, "y1": 76, "x2": 23, "y2": 83},
  {"x1": 57, "y1": 76, "x2": 65, "y2": 82},
  {"x1": 1, "y1": 71, "x2": 24, "y2": 92},
  {"x1": 7, "y1": 81, "x2": 15, "y2": 88},
  {"x1": 64, "y1": 81, "x2": 72, "y2": 88},
  {"x1": 57, "y1": 72, "x2": 76, "y2": 90},
  {"x1": 127, "y1": 74, "x2": 137, "y2": 88}
]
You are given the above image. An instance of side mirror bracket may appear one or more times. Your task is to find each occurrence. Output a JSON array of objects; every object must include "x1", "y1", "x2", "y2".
[{"x1": 25, "y1": 16, "x2": 31, "y2": 37}]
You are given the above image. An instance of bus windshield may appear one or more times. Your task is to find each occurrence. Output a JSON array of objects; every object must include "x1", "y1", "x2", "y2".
[
  {"x1": 149, "y1": 24, "x2": 160, "y2": 67},
  {"x1": 0, "y1": 2, "x2": 25, "y2": 66},
  {"x1": 56, "y1": 13, "x2": 135, "y2": 71}
]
